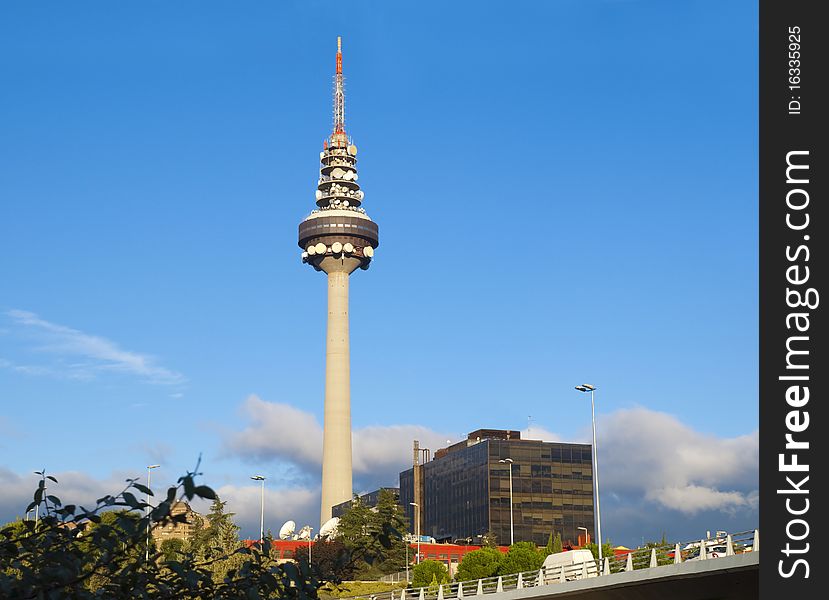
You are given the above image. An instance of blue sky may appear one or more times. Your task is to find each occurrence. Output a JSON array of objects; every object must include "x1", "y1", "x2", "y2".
[{"x1": 0, "y1": 1, "x2": 757, "y2": 546}]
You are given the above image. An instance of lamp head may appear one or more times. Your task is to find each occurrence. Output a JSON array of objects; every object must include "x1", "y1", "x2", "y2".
[
  {"x1": 575, "y1": 386, "x2": 587, "y2": 392},
  {"x1": 582, "y1": 384, "x2": 596, "y2": 391},
  {"x1": 251, "y1": 475, "x2": 266, "y2": 481},
  {"x1": 147, "y1": 464, "x2": 161, "y2": 469}
]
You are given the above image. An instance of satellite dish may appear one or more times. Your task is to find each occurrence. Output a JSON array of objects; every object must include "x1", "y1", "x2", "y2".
[
  {"x1": 356, "y1": 191, "x2": 364, "y2": 200},
  {"x1": 297, "y1": 525, "x2": 312, "y2": 540},
  {"x1": 314, "y1": 243, "x2": 327, "y2": 255},
  {"x1": 343, "y1": 243, "x2": 354, "y2": 254},
  {"x1": 343, "y1": 170, "x2": 353, "y2": 181},
  {"x1": 319, "y1": 151, "x2": 325, "y2": 160},
  {"x1": 342, "y1": 201, "x2": 349, "y2": 207},
  {"x1": 363, "y1": 246, "x2": 374, "y2": 258},
  {"x1": 315, "y1": 190, "x2": 323, "y2": 200},
  {"x1": 331, "y1": 242, "x2": 343, "y2": 254},
  {"x1": 332, "y1": 168, "x2": 344, "y2": 179},
  {"x1": 279, "y1": 520, "x2": 296, "y2": 540},
  {"x1": 347, "y1": 145, "x2": 357, "y2": 156},
  {"x1": 319, "y1": 517, "x2": 340, "y2": 539},
  {"x1": 306, "y1": 245, "x2": 316, "y2": 256}
]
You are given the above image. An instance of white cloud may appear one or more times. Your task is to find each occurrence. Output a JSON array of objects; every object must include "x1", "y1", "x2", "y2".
[
  {"x1": 223, "y1": 395, "x2": 453, "y2": 489},
  {"x1": 597, "y1": 407, "x2": 758, "y2": 515},
  {"x1": 2, "y1": 309, "x2": 185, "y2": 385}
]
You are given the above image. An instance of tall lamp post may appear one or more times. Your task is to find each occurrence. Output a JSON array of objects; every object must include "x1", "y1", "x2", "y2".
[
  {"x1": 576, "y1": 384, "x2": 603, "y2": 561},
  {"x1": 410, "y1": 502, "x2": 420, "y2": 564},
  {"x1": 251, "y1": 475, "x2": 266, "y2": 545},
  {"x1": 308, "y1": 527, "x2": 314, "y2": 563},
  {"x1": 146, "y1": 464, "x2": 160, "y2": 561},
  {"x1": 577, "y1": 526, "x2": 589, "y2": 547},
  {"x1": 499, "y1": 458, "x2": 514, "y2": 545}
]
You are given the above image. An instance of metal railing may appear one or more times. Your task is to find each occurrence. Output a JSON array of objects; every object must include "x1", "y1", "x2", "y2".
[{"x1": 338, "y1": 529, "x2": 759, "y2": 600}]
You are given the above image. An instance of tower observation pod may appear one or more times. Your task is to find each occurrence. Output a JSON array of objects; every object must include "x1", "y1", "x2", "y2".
[{"x1": 298, "y1": 37, "x2": 379, "y2": 526}]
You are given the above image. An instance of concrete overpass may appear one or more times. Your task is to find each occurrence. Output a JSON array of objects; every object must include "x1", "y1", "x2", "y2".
[{"x1": 474, "y1": 552, "x2": 758, "y2": 600}]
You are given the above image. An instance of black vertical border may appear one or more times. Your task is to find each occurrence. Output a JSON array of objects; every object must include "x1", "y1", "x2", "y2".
[{"x1": 759, "y1": 0, "x2": 826, "y2": 596}]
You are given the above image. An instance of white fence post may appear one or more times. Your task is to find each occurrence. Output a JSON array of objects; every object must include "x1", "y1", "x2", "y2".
[
  {"x1": 516, "y1": 572, "x2": 523, "y2": 589},
  {"x1": 418, "y1": 587, "x2": 425, "y2": 600},
  {"x1": 674, "y1": 543, "x2": 682, "y2": 564},
  {"x1": 437, "y1": 584, "x2": 444, "y2": 600},
  {"x1": 625, "y1": 552, "x2": 633, "y2": 572},
  {"x1": 457, "y1": 582, "x2": 464, "y2": 599},
  {"x1": 726, "y1": 535, "x2": 734, "y2": 556},
  {"x1": 603, "y1": 557, "x2": 610, "y2": 576},
  {"x1": 753, "y1": 529, "x2": 760, "y2": 552},
  {"x1": 496, "y1": 576, "x2": 503, "y2": 593},
  {"x1": 537, "y1": 568, "x2": 545, "y2": 586},
  {"x1": 476, "y1": 580, "x2": 483, "y2": 595},
  {"x1": 581, "y1": 562, "x2": 588, "y2": 579},
  {"x1": 401, "y1": 589, "x2": 406, "y2": 600},
  {"x1": 649, "y1": 548, "x2": 657, "y2": 568},
  {"x1": 699, "y1": 541, "x2": 707, "y2": 561}
]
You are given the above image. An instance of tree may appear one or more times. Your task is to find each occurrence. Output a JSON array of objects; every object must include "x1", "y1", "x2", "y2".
[
  {"x1": 456, "y1": 547, "x2": 502, "y2": 581},
  {"x1": 370, "y1": 489, "x2": 409, "y2": 575},
  {"x1": 0, "y1": 465, "x2": 320, "y2": 599},
  {"x1": 543, "y1": 532, "x2": 562, "y2": 556},
  {"x1": 497, "y1": 542, "x2": 544, "y2": 576},
  {"x1": 160, "y1": 538, "x2": 186, "y2": 562},
  {"x1": 304, "y1": 539, "x2": 356, "y2": 582},
  {"x1": 481, "y1": 530, "x2": 498, "y2": 548},
  {"x1": 411, "y1": 559, "x2": 448, "y2": 588},
  {"x1": 333, "y1": 491, "x2": 408, "y2": 579}
]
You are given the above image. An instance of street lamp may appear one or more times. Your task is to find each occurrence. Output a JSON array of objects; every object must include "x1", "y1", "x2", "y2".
[
  {"x1": 499, "y1": 458, "x2": 514, "y2": 545},
  {"x1": 308, "y1": 527, "x2": 314, "y2": 563},
  {"x1": 577, "y1": 526, "x2": 589, "y2": 547},
  {"x1": 410, "y1": 502, "x2": 420, "y2": 564},
  {"x1": 146, "y1": 464, "x2": 160, "y2": 561},
  {"x1": 575, "y1": 384, "x2": 603, "y2": 562},
  {"x1": 251, "y1": 475, "x2": 266, "y2": 545}
]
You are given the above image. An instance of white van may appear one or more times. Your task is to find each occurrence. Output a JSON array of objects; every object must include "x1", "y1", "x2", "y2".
[{"x1": 542, "y1": 549, "x2": 599, "y2": 582}]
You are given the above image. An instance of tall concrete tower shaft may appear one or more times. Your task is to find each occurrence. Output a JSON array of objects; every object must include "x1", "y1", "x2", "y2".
[{"x1": 298, "y1": 37, "x2": 379, "y2": 526}]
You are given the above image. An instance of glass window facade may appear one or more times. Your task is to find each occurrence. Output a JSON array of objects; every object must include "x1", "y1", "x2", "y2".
[{"x1": 400, "y1": 435, "x2": 594, "y2": 547}]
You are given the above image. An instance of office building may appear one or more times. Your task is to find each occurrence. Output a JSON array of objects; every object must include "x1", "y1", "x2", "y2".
[{"x1": 400, "y1": 429, "x2": 594, "y2": 546}]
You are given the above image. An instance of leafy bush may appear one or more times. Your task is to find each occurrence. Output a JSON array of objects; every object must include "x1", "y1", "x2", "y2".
[
  {"x1": 496, "y1": 542, "x2": 544, "y2": 576},
  {"x1": 0, "y1": 463, "x2": 319, "y2": 599},
  {"x1": 455, "y1": 547, "x2": 502, "y2": 581},
  {"x1": 411, "y1": 560, "x2": 448, "y2": 588}
]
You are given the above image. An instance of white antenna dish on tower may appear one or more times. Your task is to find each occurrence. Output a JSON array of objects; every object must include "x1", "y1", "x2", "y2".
[
  {"x1": 315, "y1": 190, "x2": 323, "y2": 200},
  {"x1": 332, "y1": 168, "x2": 344, "y2": 179},
  {"x1": 319, "y1": 517, "x2": 340, "y2": 539},
  {"x1": 278, "y1": 520, "x2": 296, "y2": 540},
  {"x1": 297, "y1": 525, "x2": 312, "y2": 540},
  {"x1": 348, "y1": 145, "x2": 357, "y2": 156},
  {"x1": 343, "y1": 170, "x2": 353, "y2": 181}
]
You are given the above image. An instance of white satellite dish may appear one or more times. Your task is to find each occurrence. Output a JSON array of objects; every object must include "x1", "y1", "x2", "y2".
[
  {"x1": 331, "y1": 242, "x2": 343, "y2": 253},
  {"x1": 315, "y1": 190, "x2": 323, "y2": 200},
  {"x1": 343, "y1": 170, "x2": 353, "y2": 181},
  {"x1": 332, "y1": 168, "x2": 344, "y2": 179},
  {"x1": 363, "y1": 246, "x2": 374, "y2": 258},
  {"x1": 306, "y1": 245, "x2": 316, "y2": 255},
  {"x1": 343, "y1": 243, "x2": 354, "y2": 254},
  {"x1": 319, "y1": 517, "x2": 340, "y2": 539},
  {"x1": 319, "y1": 151, "x2": 325, "y2": 160},
  {"x1": 314, "y1": 243, "x2": 326, "y2": 255},
  {"x1": 279, "y1": 520, "x2": 296, "y2": 540},
  {"x1": 297, "y1": 525, "x2": 312, "y2": 540},
  {"x1": 347, "y1": 145, "x2": 357, "y2": 156}
]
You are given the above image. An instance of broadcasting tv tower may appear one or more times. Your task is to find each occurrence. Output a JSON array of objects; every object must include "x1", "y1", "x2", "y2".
[{"x1": 298, "y1": 37, "x2": 379, "y2": 525}]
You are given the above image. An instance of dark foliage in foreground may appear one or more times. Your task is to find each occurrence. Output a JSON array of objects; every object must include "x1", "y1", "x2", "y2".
[{"x1": 0, "y1": 461, "x2": 322, "y2": 599}]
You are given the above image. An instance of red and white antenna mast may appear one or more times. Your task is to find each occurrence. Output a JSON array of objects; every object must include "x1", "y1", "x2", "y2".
[{"x1": 332, "y1": 36, "x2": 346, "y2": 144}]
